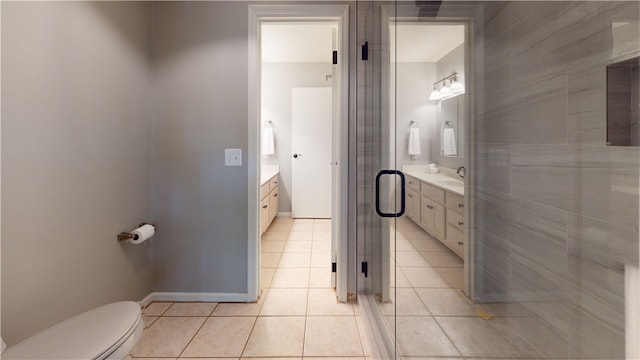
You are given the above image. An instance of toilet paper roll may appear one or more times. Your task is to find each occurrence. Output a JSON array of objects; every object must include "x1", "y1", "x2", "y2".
[{"x1": 128, "y1": 224, "x2": 155, "y2": 245}]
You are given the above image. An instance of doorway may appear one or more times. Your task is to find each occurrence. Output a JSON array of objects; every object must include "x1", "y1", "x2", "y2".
[{"x1": 248, "y1": 5, "x2": 350, "y2": 303}]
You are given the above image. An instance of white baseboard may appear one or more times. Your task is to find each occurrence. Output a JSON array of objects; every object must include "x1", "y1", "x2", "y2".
[
  {"x1": 139, "y1": 292, "x2": 252, "y2": 307},
  {"x1": 277, "y1": 212, "x2": 291, "y2": 218}
]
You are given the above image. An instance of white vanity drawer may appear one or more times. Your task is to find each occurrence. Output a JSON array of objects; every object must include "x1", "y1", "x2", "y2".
[
  {"x1": 260, "y1": 182, "x2": 270, "y2": 200},
  {"x1": 446, "y1": 191, "x2": 464, "y2": 214},
  {"x1": 270, "y1": 176, "x2": 279, "y2": 192},
  {"x1": 406, "y1": 175, "x2": 420, "y2": 192},
  {"x1": 447, "y1": 208, "x2": 465, "y2": 231},
  {"x1": 445, "y1": 223, "x2": 464, "y2": 258},
  {"x1": 421, "y1": 182, "x2": 445, "y2": 203}
]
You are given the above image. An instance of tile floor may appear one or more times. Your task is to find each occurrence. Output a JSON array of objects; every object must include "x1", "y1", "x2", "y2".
[
  {"x1": 129, "y1": 217, "x2": 549, "y2": 360},
  {"x1": 129, "y1": 217, "x2": 370, "y2": 359},
  {"x1": 382, "y1": 217, "x2": 548, "y2": 359}
]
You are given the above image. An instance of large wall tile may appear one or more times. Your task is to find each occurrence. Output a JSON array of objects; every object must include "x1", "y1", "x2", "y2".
[
  {"x1": 568, "y1": 66, "x2": 607, "y2": 145},
  {"x1": 481, "y1": 74, "x2": 568, "y2": 144}
]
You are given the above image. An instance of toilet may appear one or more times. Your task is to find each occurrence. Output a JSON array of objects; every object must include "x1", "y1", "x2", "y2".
[{"x1": 2, "y1": 301, "x2": 143, "y2": 360}]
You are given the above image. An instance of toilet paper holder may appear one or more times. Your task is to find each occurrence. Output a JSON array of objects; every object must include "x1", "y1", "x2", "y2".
[{"x1": 117, "y1": 223, "x2": 157, "y2": 242}]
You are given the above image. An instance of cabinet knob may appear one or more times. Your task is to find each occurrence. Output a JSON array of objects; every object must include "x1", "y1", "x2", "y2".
[
  {"x1": 458, "y1": 221, "x2": 464, "y2": 226},
  {"x1": 458, "y1": 203, "x2": 464, "y2": 208},
  {"x1": 262, "y1": 205, "x2": 268, "y2": 209},
  {"x1": 457, "y1": 241, "x2": 464, "y2": 246},
  {"x1": 408, "y1": 194, "x2": 413, "y2": 198},
  {"x1": 274, "y1": 193, "x2": 278, "y2": 197}
]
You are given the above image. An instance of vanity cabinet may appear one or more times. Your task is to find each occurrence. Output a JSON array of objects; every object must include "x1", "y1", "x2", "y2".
[
  {"x1": 445, "y1": 192, "x2": 465, "y2": 257},
  {"x1": 420, "y1": 183, "x2": 446, "y2": 241},
  {"x1": 405, "y1": 176, "x2": 421, "y2": 223},
  {"x1": 260, "y1": 174, "x2": 279, "y2": 235},
  {"x1": 403, "y1": 174, "x2": 465, "y2": 260}
]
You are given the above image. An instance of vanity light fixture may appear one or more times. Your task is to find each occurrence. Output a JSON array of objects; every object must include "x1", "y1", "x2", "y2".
[
  {"x1": 428, "y1": 84, "x2": 442, "y2": 100},
  {"x1": 429, "y1": 72, "x2": 465, "y2": 101}
]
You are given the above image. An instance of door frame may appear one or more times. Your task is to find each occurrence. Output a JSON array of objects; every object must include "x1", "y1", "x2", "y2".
[{"x1": 248, "y1": 4, "x2": 350, "y2": 302}]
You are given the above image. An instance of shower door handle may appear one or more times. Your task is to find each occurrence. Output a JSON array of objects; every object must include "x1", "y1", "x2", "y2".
[{"x1": 375, "y1": 170, "x2": 405, "y2": 218}]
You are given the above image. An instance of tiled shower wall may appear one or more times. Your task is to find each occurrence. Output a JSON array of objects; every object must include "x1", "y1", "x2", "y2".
[{"x1": 474, "y1": 2, "x2": 639, "y2": 358}]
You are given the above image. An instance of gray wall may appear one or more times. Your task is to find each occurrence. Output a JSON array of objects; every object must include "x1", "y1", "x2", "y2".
[
  {"x1": 151, "y1": 2, "x2": 249, "y2": 293},
  {"x1": 262, "y1": 62, "x2": 333, "y2": 213},
  {"x1": 392, "y1": 62, "x2": 438, "y2": 168},
  {"x1": 1, "y1": 1, "x2": 153, "y2": 345},
  {"x1": 475, "y1": 2, "x2": 639, "y2": 358}
]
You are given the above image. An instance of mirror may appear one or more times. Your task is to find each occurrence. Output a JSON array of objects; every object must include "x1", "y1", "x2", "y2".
[
  {"x1": 439, "y1": 95, "x2": 465, "y2": 158},
  {"x1": 606, "y1": 56, "x2": 639, "y2": 146}
]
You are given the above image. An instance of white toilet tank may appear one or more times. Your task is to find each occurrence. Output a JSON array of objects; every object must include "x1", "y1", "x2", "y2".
[{"x1": 2, "y1": 301, "x2": 143, "y2": 360}]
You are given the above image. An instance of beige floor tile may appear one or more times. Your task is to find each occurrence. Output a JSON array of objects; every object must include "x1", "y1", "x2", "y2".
[
  {"x1": 391, "y1": 267, "x2": 412, "y2": 288},
  {"x1": 278, "y1": 252, "x2": 311, "y2": 268},
  {"x1": 269, "y1": 222, "x2": 293, "y2": 231},
  {"x1": 262, "y1": 230, "x2": 290, "y2": 241},
  {"x1": 142, "y1": 302, "x2": 172, "y2": 316},
  {"x1": 284, "y1": 241, "x2": 312, "y2": 253},
  {"x1": 402, "y1": 267, "x2": 450, "y2": 288},
  {"x1": 181, "y1": 317, "x2": 255, "y2": 358},
  {"x1": 307, "y1": 288, "x2": 354, "y2": 315},
  {"x1": 142, "y1": 316, "x2": 158, "y2": 328},
  {"x1": 408, "y1": 237, "x2": 448, "y2": 251},
  {"x1": 129, "y1": 358, "x2": 176, "y2": 360},
  {"x1": 288, "y1": 230, "x2": 313, "y2": 241},
  {"x1": 436, "y1": 317, "x2": 542, "y2": 358},
  {"x1": 310, "y1": 252, "x2": 331, "y2": 268},
  {"x1": 304, "y1": 316, "x2": 364, "y2": 357},
  {"x1": 420, "y1": 251, "x2": 463, "y2": 268},
  {"x1": 312, "y1": 240, "x2": 331, "y2": 253},
  {"x1": 313, "y1": 231, "x2": 331, "y2": 241},
  {"x1": 260, "y1": 288, "x2": 308, "y2": 316},
  {"x1": 395, "y1": 251, "x2": 431, "y2": 267},
  {"x1": 212, "y1": 294, "x2": 264, "y2": 317},
  {"x1": 434, "y1": 267, "x2": 464, "y2": 289},
  {"x1": 261, "y1": 268, "x2": 276, "y2": 290},
  {"x1": 262, "y1": 240, "x2": 286, "y2": 253},
  {"x1": 243, "y1": 317, "x2": 306, "y2": 357},
  {"x1": 270, "y1": 268, "x2": 310, "y2": 288},
  {"x1": 304, "y1": 358, "x2": 366, "y2": 360},
  {"x1": 313, "y1": 220, "x2": 331, "y2": 231},
  {"x1": 245, "y1": 358, "x2": 301, "y2": 360},
  {"x1": 380, "y1": 288, "x2": 430, "y2": 316},
  {"x1": 392, "y1": 316, "x2": 460, "y2": 357},
  {"x1": 394, "y1": 238, "x2": 416, "y2": 251},
  {"x1": 261, "y1": 252, "x2": 281, "y2": 268},
  {"x1": 414, "y1": 288, "x2": 475, "y2": 316},
  {"x1": 164, "y1": 302, "x2": 217, "y2": 317},
  {"x1": 308, "y1": 267, "x2": 332, "y2": 288},
  {"x1": 291, "y1": 222, "x2": 314, "y2": 230},
  {"x1": 131, "y1": 317, "x2": 205, "y2": 357}
]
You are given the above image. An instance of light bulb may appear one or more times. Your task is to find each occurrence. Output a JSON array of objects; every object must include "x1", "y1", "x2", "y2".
[
  {"x1": 450, "y1": 80, "x2": 464, "y2": 95},
  {"x1": 429, "y1": 88, "x2": 441, "y2": 100}
]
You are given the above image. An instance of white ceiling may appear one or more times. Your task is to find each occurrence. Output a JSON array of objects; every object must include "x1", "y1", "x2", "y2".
[
  {"x1": 261, "y1": 22, "x2": 464, "y2": 63},
  {"x1": 390, "y1": 24, "x2": 465, "y2": 63}
]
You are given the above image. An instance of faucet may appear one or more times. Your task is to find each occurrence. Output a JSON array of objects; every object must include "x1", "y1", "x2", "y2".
[{"x1": 456, "y1": 166, "x2": 465, "y2": 179}]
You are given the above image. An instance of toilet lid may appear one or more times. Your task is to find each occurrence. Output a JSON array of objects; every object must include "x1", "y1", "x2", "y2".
[{"x1": 3, "y1": 301, "x2": 141, "y2": 360}]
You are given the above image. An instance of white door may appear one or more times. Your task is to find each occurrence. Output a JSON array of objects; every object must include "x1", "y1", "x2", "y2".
[{"x1": 291, "y1": 87, "x2": 332, "y2": 218}]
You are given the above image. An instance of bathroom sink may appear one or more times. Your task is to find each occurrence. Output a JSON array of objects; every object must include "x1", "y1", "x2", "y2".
[{"x1": 436, "y1": 180, "x2": 464, "y2": 187}]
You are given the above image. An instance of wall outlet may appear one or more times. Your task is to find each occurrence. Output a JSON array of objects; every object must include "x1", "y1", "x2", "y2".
[{"x1": 225, "y1": 148, "x2": 242, "y2": 166}]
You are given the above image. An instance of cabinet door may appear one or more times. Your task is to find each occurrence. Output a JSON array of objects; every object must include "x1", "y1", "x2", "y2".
[
  {"x1": 269, "y1": 189, "x2": 279, "y2": 222},
  {"x1": 432, "y1": 202, "x2": 446, "y2": 241},
  {"x1": 260, "y1": 197, "x2": 270, "y2": 235},
  {"x1": 421, "y1": 196, "x2": 434, "y2": 231},
  {"x1": 406, "y1": 188, "x2": 420, "y2": 222}
]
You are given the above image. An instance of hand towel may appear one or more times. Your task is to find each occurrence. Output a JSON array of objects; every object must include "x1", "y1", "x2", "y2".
[
  {"x1": 441, "y1": 127, "x2": 457, "y2": 157},
  {"x1": 408, "y1": 127, "x2": 421, "y2": 156},
  {"x1": 262, "y1": 126, "x2": 275, "y2": 155}
]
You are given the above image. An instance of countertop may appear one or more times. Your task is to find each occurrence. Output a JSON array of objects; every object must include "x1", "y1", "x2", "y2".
[
  {"x1": 402, "y1": 165, "x2": 464, "y2": 196},
  {"x1": 261, "y1": 165, "x2": 280, "y2": 185}
]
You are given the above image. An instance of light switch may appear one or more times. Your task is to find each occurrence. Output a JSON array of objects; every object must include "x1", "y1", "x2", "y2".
[{"x1": 225, "y1": 148, "x2": 242, "y2": 166}]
